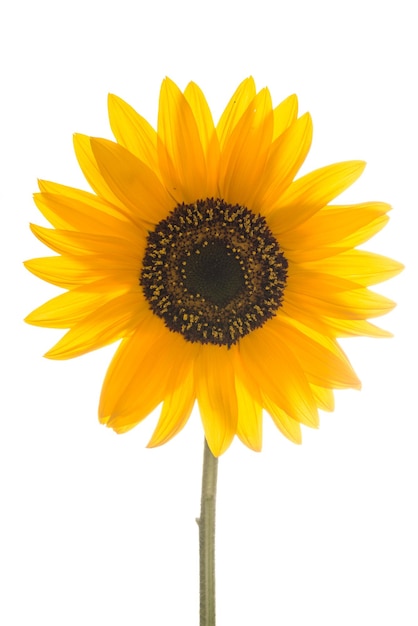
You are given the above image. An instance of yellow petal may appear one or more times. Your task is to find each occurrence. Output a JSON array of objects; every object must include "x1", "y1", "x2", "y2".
[
  {"x1": 35, "y1": 182, "x2": 139, "y2": 233},
  {"x1": 73, "y1": 134, "x2": 130, "y2": 212},
  {"x1": 337, "y1": 214, "x2": 390, "y2": 248},
  {"x1": 272, "y1": 315, "x2": 361, "y2": 389},
  {"x1": 320, "y1": 317, "x2": 393, "y2": 338},
  {"x1": 219, "y1": 88, "x2": 273, "y2": 206},
  {"x1": 281, "y1": 300, "x2": 394, "y2": 338},
  {"x1": 258, "y1": 112, "x2": 313, "y2": 213},
  {"x1": 184, "y1": 82, "x2": 216, "y2": 155},
  {"x1": 286, "y1": 273, "x2": 396, "y2": 319},
  {"x1": 25, "y1": 278, "x2": 131, "y2": 328},
  {"x1": 301, "y1": 250, "x2": 404, "y2": 286},
  {"x1": 234, "y1": 355, "x2": 263, "y2": 452},
  {"x1": 24, "y1": 254, "x2": 138, "y2": 288},
  {"x1": 235, "y1": 378, "x2": 263, "y2": 452},
  {"x1": 147, "y1": 355, "x2": 195, "y2": 448},
  {"x1": 262, "y1": 395, "x2": 303, "y2": 444},
  {"x1": 99, "y1": 314, "x2": 173, "y2": 424},
  {"x1": 184, "y1": 81, "x2": 220, "y2": 196},
  {"x1": 310, "y1": 384, "x2": 335, "y2": 411},
  {"x1": 269, "y1": 161, "x2": 366, "y2": 233},
  {"x1": 195, "y1": 345, "x2": 238, "y2": 456},
  {"x1": 90, "y1": 138, "x2": 171, "y2": 226},
  {"x1": 30, "y1": 224, "x2": 143, "y2": 259},
  {"x1": 272, "y1": 93, "x2": 298, "y2": 140},
  {"x1": 44, "y1": 291, "x2": 147, "y2": 359},
  {"x1": 158, "y1": 77, "x2": 207, "y2": 201},
  {"x1": 108, "y1": 94, "x2": 160, "y2": 174},
  {"x1": 108, "y1": 331, "x2": 196, "y2": 433},
  {"x1": 241, "y1": 325, "x2": 319, "y2": 427},
  {"x1": 280, "y1": 202, "x2": 391, "y2": 251},
  {"x1": 216, "y1": 77, "x2": 256, "y2": 149}
]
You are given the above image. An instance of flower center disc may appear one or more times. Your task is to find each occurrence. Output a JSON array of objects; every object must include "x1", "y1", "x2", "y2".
[
  {"x1": 184, "y1": 240, "x2": 245, "y2": 307},
  {"x1": 140, "y1": 198, "x2": 288, "y2": 347}
]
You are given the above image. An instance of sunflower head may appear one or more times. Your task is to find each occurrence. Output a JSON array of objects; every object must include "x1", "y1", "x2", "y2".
[{"x1": 25, "y1": 78, "x2": 403, "y2": 456}]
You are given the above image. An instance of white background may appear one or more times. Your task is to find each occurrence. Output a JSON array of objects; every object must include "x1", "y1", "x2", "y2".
[{"x1": 1, "y1": 1, "x2": 416, "y2": 624}]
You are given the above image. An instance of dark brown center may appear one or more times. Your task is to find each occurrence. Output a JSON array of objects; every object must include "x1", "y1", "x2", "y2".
[{"x1": 140, "y1": 198, "x2": 288, "y2": 347}]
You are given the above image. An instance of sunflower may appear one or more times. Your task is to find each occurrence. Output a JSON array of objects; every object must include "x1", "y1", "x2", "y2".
[{"x1": 25, "y1": 78, "x2": 402, "y2": 456}]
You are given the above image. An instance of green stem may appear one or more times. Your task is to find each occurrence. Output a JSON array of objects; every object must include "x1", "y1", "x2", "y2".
[{"x1": 197, "y1": 438, "x2": 218, "y2": 626}]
